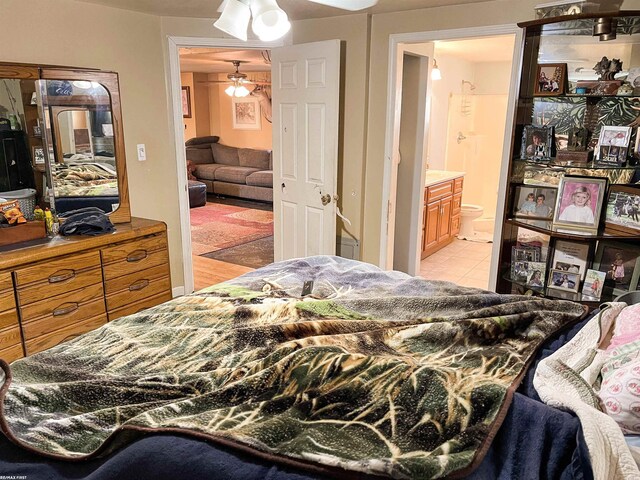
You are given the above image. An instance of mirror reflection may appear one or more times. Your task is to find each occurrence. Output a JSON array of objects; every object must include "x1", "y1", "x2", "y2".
[
  {"x1": 0, "y1": 78, "x2": 44, "y2": 220},
  {"x1": 43, "y1": 80, "x2": 120, "y2": 215}
]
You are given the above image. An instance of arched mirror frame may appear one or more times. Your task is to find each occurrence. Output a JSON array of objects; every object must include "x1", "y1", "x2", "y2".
[
  {"x1": 0, "y1": 62, "x2": 131, "y2": 224},
  {"x1": 40, "y1": 68, "x2": 130, "y2": 224}
]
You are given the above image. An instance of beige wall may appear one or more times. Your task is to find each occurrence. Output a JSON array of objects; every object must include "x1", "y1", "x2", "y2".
[
  {"x1": 209, "y1": 73, "x2": 272, "y2": 150},
  {"x1": 180, "y1": 72, "x2": 197, "y2": 141},
  {"x1": 2, "y1": 0, "x2": 184, "y2": 290},
  {"x1": 193, "y1": 73, "x2": 211, "y2": 137}
]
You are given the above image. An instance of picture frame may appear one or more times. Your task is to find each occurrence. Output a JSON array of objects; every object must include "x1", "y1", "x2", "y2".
[
  {"x1": 550, "y1": 239, "x2": 590, "y2": 281},
  {"x1": 582, "y1": 269, "x2": 606, "y2": 301},
  {"x1": 511, "y1": 260, "x2": 546, "y2": 290},
  {"x1": 593, "y1": 241, "x2": 640, "y2": 296},
  {"x1": 595, "y1": 125, "x2": 631, "y2": 166},
  {"x1": 552, "y1": 175, "x2": 607, "y2": 232},
  {"x1": 534, "y1": 63, "x2": 567, "y2": 96},
  {"x1": 520, "y1": 125, "x2": 555, "y2": 161},
  {"x1": 181, "y1": 86, "x2": 192, "y2": 118},
  {"x1": 232, "y1": 96, "x2": 261, "y2": 131},
  {"x1": 32, "y1": 146, "x2": 45, "y2": 165},
  {"x1": 512, "y1": 185, "x2": 557, "y2": 220},
  {"x1": 548, "y1": 269, "x2": 580, "y2": 292},
  {"x1": 604, "y1": 184, "x2": 640, "y2": 235},
  {"x1": 32, "y1": 124, "x2": 41, "y2": 137}
]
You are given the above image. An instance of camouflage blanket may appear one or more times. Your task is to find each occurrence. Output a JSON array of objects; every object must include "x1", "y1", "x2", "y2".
[{"x1": 0, "y1": 256, "x2": 586, "y2": 479}]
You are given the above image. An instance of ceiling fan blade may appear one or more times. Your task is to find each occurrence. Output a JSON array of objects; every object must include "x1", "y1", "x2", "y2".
[{"x1": 306, "y1": 0, "x2": 378, "y2": 10}]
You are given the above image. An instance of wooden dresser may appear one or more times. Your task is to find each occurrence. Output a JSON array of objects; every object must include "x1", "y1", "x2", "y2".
[{"x1": 0, "y1": 218, "x2": 172, "y2": 362}]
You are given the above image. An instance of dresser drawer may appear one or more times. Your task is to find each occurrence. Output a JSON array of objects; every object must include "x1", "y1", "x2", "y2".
[
  {"x1": 0, "y1": 287, "x2": 16, "y2": 313},
  {"x1": 106, "y1": 275, "x2": 171, "y2": 312},
  {"x1": 0, "y1": 309, "x2": 19, "y2": 331},
  {"x1": 452, "y1": 192, "x2": 462, "y2": 214},
  {"x1": 25, "y1": 314, "x2": 107, "y2": 355},
  {"x1": 105, "y1": 263, "x2": 170, "y2": 296},
  {"x1": 17, "y1": 266, "x2": 103, "y2": 306},
  {"x1": 108, "y1": 291, "x2": 172, "y2": 322},
  {"x1": 102, "y1": 235, "x2": 167, "y2": 265},
  {"x1": 426, "y1": 181, "x2": 454, "y2": 202},
  {"x1": 0, "y1": 325, "x2": 22, "y2": 349},
  {"x1": 103, "y1": 248, "x2": 169, "y2": 281},
  {"x1": 20, "y1": 282, "x2": 105, "y2": 323},
  {"x1": 0, "y1": 272, "x2": 12, "y2": 292},
  {"x1": 0, "y1": 343, "x2": 24, "y2": 363},
  {"x1": 22, "y1": 298, "x2": 107, "y2": 341},
  {"x1": 14, "y1": 250, "x2": 101, "y2": 288}
]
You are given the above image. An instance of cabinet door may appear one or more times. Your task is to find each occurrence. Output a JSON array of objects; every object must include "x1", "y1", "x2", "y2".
[
  {"x1": 424, "y1": 201, "x2": 440, "y2": 253},
  {"x1": 421, "y1": 200, "x2": 427, "y2": 252},
  {"x1": 438, "y1": 197, "x2": 453, "y2": 242}
]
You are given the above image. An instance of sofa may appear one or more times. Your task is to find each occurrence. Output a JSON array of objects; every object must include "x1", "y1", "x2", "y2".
[{"x1": 185, "y1": 136, "x2": 273, "y2": 203}]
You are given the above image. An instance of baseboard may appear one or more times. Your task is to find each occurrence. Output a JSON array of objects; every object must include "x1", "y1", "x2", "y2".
[{"x1": 172, "y1": 286, "x2": 186, "y2": 298}]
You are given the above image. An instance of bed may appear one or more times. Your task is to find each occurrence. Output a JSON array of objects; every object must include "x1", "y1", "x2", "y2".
[
  {"x1": 0, "y1": 256, "x2": 615, "y2": 479},
  {"x1": 50, "y1": 161, "x2": 119, "y2": 214}
]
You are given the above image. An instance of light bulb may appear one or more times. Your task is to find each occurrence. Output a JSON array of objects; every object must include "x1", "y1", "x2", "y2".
[
  {"x1": 225, "y1": 85, "x2": 236, "y2": 96},
  {"x1": 431, "y1": 59, "x2": 442, "y2": 81},
  {"x1": 234, "y1": 85, "x2": 250, "y2": 97}
]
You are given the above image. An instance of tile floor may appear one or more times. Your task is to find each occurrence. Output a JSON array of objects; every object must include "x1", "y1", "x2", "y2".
[{"x1": 419, "y1": 238, "x2": 494, "y2": 290}]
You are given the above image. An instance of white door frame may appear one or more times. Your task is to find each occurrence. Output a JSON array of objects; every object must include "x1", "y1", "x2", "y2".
[
  {"x1": 379, "y1": 25, "x2": 523, "y2": 289},
  {"x1": 166, "y1": 36, "x2": 284, "y2": 294}
]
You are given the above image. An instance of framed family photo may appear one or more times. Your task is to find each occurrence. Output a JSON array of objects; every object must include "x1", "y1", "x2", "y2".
[
  {"x1": 604, "y1": 185, "x2": 640, "y2": 235},
  {"x1": 512, "y1": 185, "x2": 557, "y2": 219},
  {"x1": 520, "y1": 125, "x2": 555, "y2": 161},
  {"x1": 593, "y1": 241, "x2": 640, "y2": 296},
  {"x1": 582, "y1": 269, "x2": 606, "y2": 301},
  {"x1": 232, "y1": 96, "x2": 261, "y2": 130},
  {"x1": 550, "y1": 239, "x2": 590, "y2": 280},
  {"x1": 548, "y1": 270, "x2": 580, "y2": 292},
  {"x1": 552, "y1": 175, "x2": 607, "y2": 232},
  {"x1": 534, "y1": 63, "x2": 566, "y2": 96},
  {"x1": 596, "y1": 125, "x2": 631, "y2": 166}
]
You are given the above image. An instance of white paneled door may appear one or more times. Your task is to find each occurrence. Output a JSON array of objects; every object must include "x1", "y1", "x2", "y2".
[{"x1": 272, "y1": 40, "x2": 341, "y2": 261}]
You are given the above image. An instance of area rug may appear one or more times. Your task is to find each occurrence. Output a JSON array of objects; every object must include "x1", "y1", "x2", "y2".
[
  {"x1": 190, "y1": 201, "x2": 273, "y2": 256},
  {"x1": 203, "y1": 236, "x2": 274, "y2": 269}
]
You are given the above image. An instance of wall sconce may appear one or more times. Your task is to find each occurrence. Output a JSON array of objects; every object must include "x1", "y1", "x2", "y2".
[{"x1": 431, "y1": 59, "x2": 442, "y2": 81}]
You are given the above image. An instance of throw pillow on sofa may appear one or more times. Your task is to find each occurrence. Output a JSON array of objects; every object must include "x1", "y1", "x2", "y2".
[
  {"x1": 211, "y1": 143, "x2": 240, "y2": 165},
  {"x1": 238, "y1": 148, "x2": 271, "y2": 170}
]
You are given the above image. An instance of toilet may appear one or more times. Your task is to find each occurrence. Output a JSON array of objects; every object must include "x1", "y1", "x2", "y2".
[{"x1": 459, "y1": 204, "x2": 484, "y2": 239}]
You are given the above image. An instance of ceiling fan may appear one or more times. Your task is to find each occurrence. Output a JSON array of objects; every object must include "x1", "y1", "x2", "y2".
[
  {"x1": 200, "y1": 60, "x2": 271, "y2": 97},
  {"x1": 215, "y1": 0, "x2": 379, "y2": 41}
]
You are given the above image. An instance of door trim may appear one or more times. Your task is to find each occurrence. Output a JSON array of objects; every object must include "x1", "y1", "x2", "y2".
[
  {"x1": 379, "y1": 25, "x2": 523, "y2": 290},
  {"x1": 166, "y1": 36, "x2": 285, "y2": 294}
]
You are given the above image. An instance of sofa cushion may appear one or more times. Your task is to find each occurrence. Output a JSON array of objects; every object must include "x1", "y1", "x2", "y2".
[
  {"x1": 186, "y1": 147, "x2": 213, "y2": 165},
  {"x1": 238, "y1": 148, "x2": 271, "y2": 170},
  {"x1": 211, "y1": 143, "x2": 240, "y2": 166},
  {"x1": 214, "y1": 166, "x2": 260, "y2": 184},
  {"x1": 186, "y1": 136, "x2": 219, "y2": 146},
  {"x1": 246, "y1": 170, "x2": 273, "y2": 188},
  {"x1": 195, "y1": 163, "x2": 225, "y2": 181}
]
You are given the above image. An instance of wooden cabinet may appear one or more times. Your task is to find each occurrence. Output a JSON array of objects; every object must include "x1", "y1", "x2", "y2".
[
  {"x1": 421, "y1": 177, "x2": 464, "y2": 259},
  {"x1": 0, "y1": 218, "x2": 172, "y2": 359}
]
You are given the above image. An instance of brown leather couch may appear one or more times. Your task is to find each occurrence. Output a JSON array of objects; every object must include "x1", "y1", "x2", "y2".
[{"x1": 185, "y1": 136, "x2": 273, "y2": 202}]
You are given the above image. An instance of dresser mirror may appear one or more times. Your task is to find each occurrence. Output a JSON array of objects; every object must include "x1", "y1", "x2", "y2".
[
  {"x1": 0, "y1": 77, "x2": 43, "y2": 218},
  {"x1": 41, "y1": 80, "x2": 120, "y2": 216}
]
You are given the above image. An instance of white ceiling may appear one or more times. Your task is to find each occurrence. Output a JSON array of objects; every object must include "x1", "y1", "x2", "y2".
[
  {"x1": 180, "y1": 48, "x2": 272, "y2": 74},
  {"x1": 73, "y1": 0, "x2": 495, "y2": 20},
  {"x1": 434, "y1": 35, "x2": 515, "y2": 63}
]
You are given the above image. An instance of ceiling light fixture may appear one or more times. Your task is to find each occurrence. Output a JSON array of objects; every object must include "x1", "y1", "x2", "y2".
[
  {"x1": 214, "y1": 0, "x2": 378, "y2": 41},
  {"x1": 223, "y1": 60, "x2": 252, "y2": 97},
  {"x1": 431, "y1": 59, "x2": 442, "y2": 81}
]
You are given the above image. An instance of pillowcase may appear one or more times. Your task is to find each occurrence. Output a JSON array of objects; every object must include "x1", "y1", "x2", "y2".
[
  {"x1": 238, "y1": 148, "x2": 271, "y2": 170},
  {"x1": 211, "y1": 143, "x2": 240, "y2": 166}
]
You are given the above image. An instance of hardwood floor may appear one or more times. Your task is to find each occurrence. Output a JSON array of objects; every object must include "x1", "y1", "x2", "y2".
[{"x1": 192, "y1": 255, "x2": 254, "y2": 291}]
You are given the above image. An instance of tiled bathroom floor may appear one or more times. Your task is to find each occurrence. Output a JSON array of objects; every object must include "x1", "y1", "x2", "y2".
[{"x1": 419, "y1": 238, "x2": 494, "y2": 290}]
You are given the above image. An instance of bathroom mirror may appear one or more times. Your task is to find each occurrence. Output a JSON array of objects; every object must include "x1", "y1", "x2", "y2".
[{"x1": 39, "y1": 68, "x2": 130, "y2": 223}]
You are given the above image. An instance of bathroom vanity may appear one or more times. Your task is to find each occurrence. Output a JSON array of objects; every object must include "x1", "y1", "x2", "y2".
[{"x1": 421, "y1": 171, "x2": 464, "y2": 259}]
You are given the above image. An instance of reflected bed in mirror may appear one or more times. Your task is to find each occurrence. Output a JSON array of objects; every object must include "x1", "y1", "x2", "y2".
[{"x1": 43, "y1": 81, "x2": 120, "y2": 215}]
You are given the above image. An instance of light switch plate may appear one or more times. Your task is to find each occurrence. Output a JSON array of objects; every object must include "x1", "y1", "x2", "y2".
[{"x1": 137, "y1": 144, "x2": 147, "y2": 161}]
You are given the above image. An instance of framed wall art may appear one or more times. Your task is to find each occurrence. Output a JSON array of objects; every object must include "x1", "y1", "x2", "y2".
[{"x1": 232, "y1": 96, "x2": 261, "y2": 130}]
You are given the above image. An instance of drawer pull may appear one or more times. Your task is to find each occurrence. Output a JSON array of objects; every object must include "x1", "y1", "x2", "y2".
[
  {"x1": 53, "y1": 303, "x2": 79, "y2": 317},
  {"x1": 129, "y1": 279, "x2": 150, "y2": 292},
  {"x1": 127, "y1": 250, "x2": 148, "y2": 263},
  {"x1": 48, "y1": 270, "x2": 75, "y2": 284}
]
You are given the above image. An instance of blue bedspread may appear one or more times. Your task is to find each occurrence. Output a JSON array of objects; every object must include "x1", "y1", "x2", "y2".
[{"x1": 0, "y1": 310, "x2": 593, "y2": 479}]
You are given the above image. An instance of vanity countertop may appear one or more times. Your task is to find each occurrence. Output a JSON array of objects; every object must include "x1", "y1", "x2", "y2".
[{"x1": 424, "y1": 170, "x2": 465, "y2": 187}]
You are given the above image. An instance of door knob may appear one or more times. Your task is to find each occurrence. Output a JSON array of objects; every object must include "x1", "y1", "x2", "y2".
[{"x1": 320, "y1": 193, "x2": 331, "y2": 206}]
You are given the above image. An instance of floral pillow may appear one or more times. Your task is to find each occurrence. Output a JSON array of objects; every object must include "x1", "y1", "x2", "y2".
[{"x1": 599, "y1": 304, "x2": 640, "y2": 433}]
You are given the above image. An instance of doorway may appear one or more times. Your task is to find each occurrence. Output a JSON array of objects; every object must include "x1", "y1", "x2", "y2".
[{"x1": 381, "y1": 26, "x2": 522, "y2": 290}]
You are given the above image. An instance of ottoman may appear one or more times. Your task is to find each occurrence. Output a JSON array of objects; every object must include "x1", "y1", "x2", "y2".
[{"x1": 188, "y1": 180, "x2": 207, "y2": 208}]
